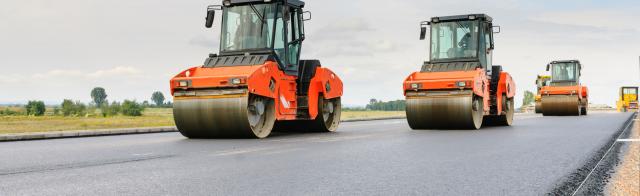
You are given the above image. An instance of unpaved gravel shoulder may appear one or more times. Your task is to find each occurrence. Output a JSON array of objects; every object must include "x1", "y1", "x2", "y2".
[{"x1": 606, "y1": 117, "x2": 640, "y2": 196}]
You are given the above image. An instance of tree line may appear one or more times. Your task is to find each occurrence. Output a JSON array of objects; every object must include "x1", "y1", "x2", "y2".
[
  {"x1": 344, "y1": 99, "x2": 406, "y2": 111},
  {"x1": 0, "y1": 87, "x2": 171, "y2": 117}
]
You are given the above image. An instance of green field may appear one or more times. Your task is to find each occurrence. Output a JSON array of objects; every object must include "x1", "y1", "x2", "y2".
[{"x1": 0, "y1": 108, "x2": 404, "y2": 134}]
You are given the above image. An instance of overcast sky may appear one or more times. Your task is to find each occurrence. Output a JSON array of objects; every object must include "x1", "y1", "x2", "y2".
[{"x1": 1, "y1": 0, "x2": 639, "y2": 107}]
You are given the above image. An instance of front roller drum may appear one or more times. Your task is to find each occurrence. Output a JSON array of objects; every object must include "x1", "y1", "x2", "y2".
[
  {"x1": 173, "y1": 94, "x2": 275, "y2": 138},
  {"x1": 406, "y1": 94, "x2": 483, "y2": 130},
  {"x1": 541, "y1": 95, "x2": 581, "y2": 116},
  {"x1": 535, "y1": 101, "x2": 542, "y2": 114}
]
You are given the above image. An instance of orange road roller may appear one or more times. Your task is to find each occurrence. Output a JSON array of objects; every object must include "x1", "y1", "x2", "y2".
[
  {"x1": 540, "y1": 60, "x2": 588, "y2": 116},
  {"x1": 170, "y1": 0, "x2": 343, "y2": 138},
  {"x1": 403, "y1": 14, "x2": 516, "y2": 129}
]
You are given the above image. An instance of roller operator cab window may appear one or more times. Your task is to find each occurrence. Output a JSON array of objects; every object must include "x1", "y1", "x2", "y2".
[
  {"x1": 430, "y1": 21, "x2": 479, "y2": 61},
  {"x1": 551, "y1": 63, "x2": 577, "y2": 82},
  {"x1": 220, "y1": 4, "x2": 278, "y2": 52},
  {"x1": 624, "y1": 88, "x2": 638, "y2": 95}
]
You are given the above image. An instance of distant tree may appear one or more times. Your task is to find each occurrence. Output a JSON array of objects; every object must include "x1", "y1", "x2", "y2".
[
  {"x1": 61, "y1": 99, "x2": 75, "y2": 116},
  {"x1": 53, "y1": 107, "x2": 61, "y2": 116},
  {"x1": 108, "y1": 101, "x2": 122, "y2": 116},
  {"x1": 151, "y1": 91, "x2": 165, "y2": 107},
  {"x1": 61, "y1": 99, "x2": 87, "y2": 116},
  {"x1": 90, "y1": 87, "x2": 108, "y2": 107},
  {"x1": 366, "y1": 99, "x2": 405, "y2": 111},
  {"x1": 165, "y1": 101, "x2": 173, "y2": 107},
  {"x1": 0, "y1": 108, "x2": 19, "y2": 116},
  {"x1": 522, "y1": 91, "x2": 535, "y2": 107},
  {"x1": 121, "y1": 100, "x2": 144, "y2": 116},
  {"x1": 25, "y1": 100, "x2": 46, "y2": 116},
  {"x1": 75, "y1": 101, "x2": 87, "y2": 116},
  {"x1": 142, "y1": 101, "x2": 150, "y2": 108}
]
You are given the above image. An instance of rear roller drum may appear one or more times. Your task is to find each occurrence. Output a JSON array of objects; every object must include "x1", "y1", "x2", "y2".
[
  {"x1": 317, "y1": 96, "x2": 341, "y2": 132},
  {"x1": 274, "y1": 96, "x2": 341, "y2": 132},
  {"x1": 484, "y1": 95, "x2": 514, "y2": 126},
  {"x1": 580, "y1": 99, "x2": 588, "y2": 115},
  {"x1": 173, "y1": 94, "x2": 275, "y2": 139},
  {"x1": 406, "y1": 94, "x2": 483, "y2": 130}
]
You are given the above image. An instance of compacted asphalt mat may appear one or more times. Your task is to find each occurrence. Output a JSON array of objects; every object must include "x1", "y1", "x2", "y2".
[{"x1": 0, "y1": 112, "x2": 634, "y2": 195}]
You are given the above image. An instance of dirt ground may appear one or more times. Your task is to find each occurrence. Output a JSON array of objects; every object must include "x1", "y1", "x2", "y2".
[{"x1": 607, "y1": 117, "x2": 640, "y2": 196}]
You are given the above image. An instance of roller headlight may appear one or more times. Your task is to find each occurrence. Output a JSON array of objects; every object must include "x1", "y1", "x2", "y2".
[
  {"x1": 411, "y1": 83, "x2": 420, "y2": 89},
  {"x1": 229, "y1": 78, "x2": 246, "y2": 85},
  {"x1": 178, "y1": 80, "x2": 189, "y2": 87},
  {"x1": 456, "y1": 81, "x2": 467, "y2": 87}
]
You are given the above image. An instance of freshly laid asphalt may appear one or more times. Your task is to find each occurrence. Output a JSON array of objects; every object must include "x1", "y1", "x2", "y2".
[{"x1": 0, "y1": 112, "x2": 633, "y2": 195}]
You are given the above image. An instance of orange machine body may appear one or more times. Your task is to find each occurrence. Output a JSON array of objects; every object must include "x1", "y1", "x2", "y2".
[
  {"x1": 403, "y1": 68, "x2": 516, "y2": 115},
  {"x1": 170, "y1": 60, "x2": 343, "y2": 121},
  {"x1": 540, "y1": 85, "x2": 588, "y2": 100}
]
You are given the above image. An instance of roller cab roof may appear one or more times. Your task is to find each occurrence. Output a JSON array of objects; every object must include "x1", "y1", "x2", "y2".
[{"x1": 224, "y1": 0, "x2": 304, "y2": 7}]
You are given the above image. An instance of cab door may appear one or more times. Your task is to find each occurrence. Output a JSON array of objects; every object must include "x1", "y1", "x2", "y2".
[{"x1": 274, "y1": 6, "x2": 302, "y2": 117}]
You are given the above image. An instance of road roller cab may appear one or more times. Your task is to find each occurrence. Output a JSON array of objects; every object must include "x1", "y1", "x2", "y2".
[
  {"x1": 616, "y1": 86, "x2": 638, "y2": 112},
  {"x1": 403, "y1": 14, "x2": 516, "y2": 130},
  {"x1": 540, "y1": 60, "x2": 588, "y2": 116},
  {"x1": 534, "y1": 75, "x2": 551, "y2": 113},
  {"x1": 170, "y1": 0, "x2": 343, "y2": 138}
]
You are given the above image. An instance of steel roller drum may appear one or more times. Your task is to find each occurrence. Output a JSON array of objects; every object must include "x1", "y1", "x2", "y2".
[
  {"x1": 535, "y1": 101, "x2": 543, "y2": 113},
  {"x1": 406, "y1": 93, "x2": 483, "y2": 129},
  {"x1": 541, "y1": 95, "x2": 580, "y2": 116},
  {"x1": 274, "y1": 97, "x2": 341, "y2": 132},
  {"x1": 173, "y1": 95, "x2": 275, "y2": 138}
]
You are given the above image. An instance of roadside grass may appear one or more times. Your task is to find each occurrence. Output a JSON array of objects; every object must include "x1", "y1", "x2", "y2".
[
  {"x1": 342, "y1": 110, "x2": 405, "y2": 120},
  {"x1": 0, "y1": 108, "x2": 404, "y2": 134},
  {"x1": 0, "y1": 108, "x2": 174, "y2": 134}
]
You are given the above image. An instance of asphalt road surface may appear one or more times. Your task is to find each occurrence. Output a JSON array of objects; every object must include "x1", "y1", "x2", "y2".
[{"x1": 0, "y1": 112, "x2": 633, "y2": 195}]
